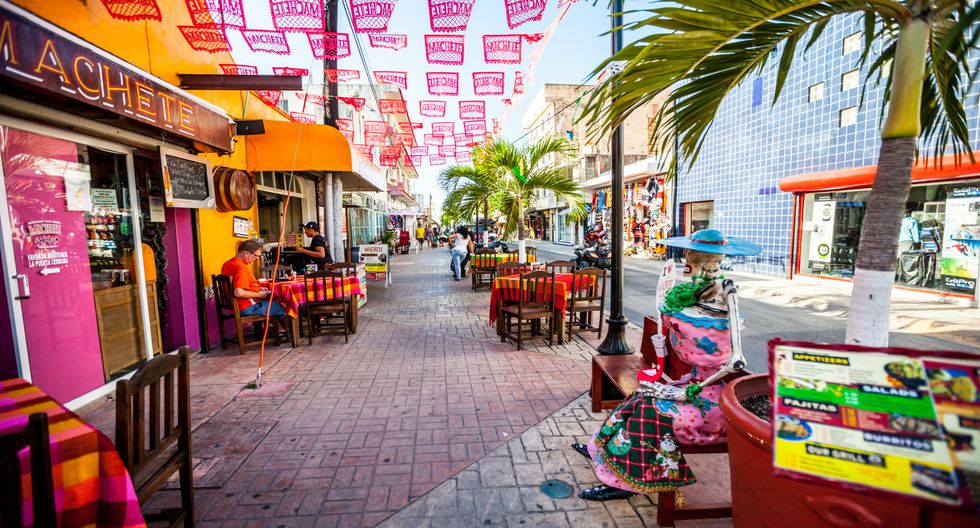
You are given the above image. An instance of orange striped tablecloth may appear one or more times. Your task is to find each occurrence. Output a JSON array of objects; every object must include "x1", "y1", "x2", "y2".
[
  {"x1": 269, "y1": 276, "x2": 364, "y2": 319},
  {"x1": 488, "y1": 273, "x2": 593, "y2": 324},
  {"x1": 0, "y1": 378, "x2": 145, "y2": 528},
  {"x1": 470, "y1": 253, "x2": 537, "y2": 268}
]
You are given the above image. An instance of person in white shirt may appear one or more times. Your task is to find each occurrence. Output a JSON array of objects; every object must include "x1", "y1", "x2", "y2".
[{"x1": 449, "y1": 226, "x2": 475, "y2": 281}]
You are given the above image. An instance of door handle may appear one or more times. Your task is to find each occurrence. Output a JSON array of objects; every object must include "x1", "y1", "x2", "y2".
[{"x1": 13, "y1": 274, "x2": 29, "y2": 300}]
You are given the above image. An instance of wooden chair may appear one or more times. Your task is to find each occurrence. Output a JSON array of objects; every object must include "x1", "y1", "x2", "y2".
[
  {"x1": 303, "y1": 271, "x2": 349, "y2": 344},
  {"x1": 499, "y1": 270, "x2": 556, "y2": 350},
  {"x1": 567, "y1": 268, "x2": 606, "y2": 337},
  {"x1": 471, "y1": 249, "x2": 498, "y2": 290},
  {"x1": 324, "y1": 262, "x2": 357, "y2": 276},
  {"x1": 259, "y1": 265, "x2": 290, "y2": 280},
  {"x1": 212, "y1": 274, "x2": 279, "y2": 354},
  {"x1": 545, "y1": 260, "x2": 575, "y2": 274},
  {"x1": 0, "y1": 413, "x2": 56, "y2": 528},
  {"x1": 116, "y1": 346, "x2": 194, "y2": 527},
  {"x1": 525, "y1": 246, "x2": 538, "y2": 260}
]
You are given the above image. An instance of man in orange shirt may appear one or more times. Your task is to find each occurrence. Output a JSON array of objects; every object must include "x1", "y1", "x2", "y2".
[{"x1": 221, "y1": 239, "x2": 287, "y2": 323}]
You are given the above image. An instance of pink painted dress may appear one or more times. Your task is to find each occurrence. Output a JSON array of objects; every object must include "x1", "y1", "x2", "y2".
[{"x1": 587, "y1": 303, "x2": 732, "y2": 493}]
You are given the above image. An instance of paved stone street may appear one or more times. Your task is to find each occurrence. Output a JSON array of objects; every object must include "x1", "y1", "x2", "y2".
[{"x1": 79, "y1": 248, "x2": 665, "y2": 527}]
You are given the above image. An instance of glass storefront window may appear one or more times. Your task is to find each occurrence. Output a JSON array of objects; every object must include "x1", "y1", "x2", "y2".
[{"x1": 799, "y1": 178, "x2": 980, "y2": 294}]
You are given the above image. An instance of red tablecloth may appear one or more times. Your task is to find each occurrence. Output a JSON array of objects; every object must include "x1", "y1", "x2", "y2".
[
  {"x1": 488, "y1": 273, "x2": 594, "y2": 324},
  {"x1": 0, "y1": 378, "x2": 145, "y2": 528},
  {"x1": 267, "y1": 276, "x2": 364, "y2": 319}
]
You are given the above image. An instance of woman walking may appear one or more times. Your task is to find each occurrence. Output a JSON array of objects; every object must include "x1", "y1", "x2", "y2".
[{"x1": 449, "y1": 226, "x2": 474, "y2": 281}]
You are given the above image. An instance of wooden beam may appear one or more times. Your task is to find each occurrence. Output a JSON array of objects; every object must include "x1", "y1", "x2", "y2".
[{"x1": 177, "y1": 74, "x2": 302, "y2": 91}]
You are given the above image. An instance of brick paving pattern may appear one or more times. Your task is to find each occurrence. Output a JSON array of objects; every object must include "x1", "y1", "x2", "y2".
[{"x1": 79, "y1": 249, "x2": 651, "y2": 527}]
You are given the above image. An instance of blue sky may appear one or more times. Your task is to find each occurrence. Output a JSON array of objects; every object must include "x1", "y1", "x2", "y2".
[{"x1": 227, "y1": 1, "x2": 613, "y2": 206}]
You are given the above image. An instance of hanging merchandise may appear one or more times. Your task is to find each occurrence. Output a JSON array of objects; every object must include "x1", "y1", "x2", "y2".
[
  {"x1": 270, "y1": 0, "x2": 324, "y2": 33},
  {"x1": 428, "y1": 0, "x2": 476, "y2": 32},
  {"x1": 101, "y1": 0, "x2": 162, "y2": 21},
  {"x1": 324, "y1": 68, "x2": 360, "y2": 82},
  {"x1": 419, "y1": 101, "x2": 447, "y2": 117},
  {"x1": 426, "y1": 72, "x2": 460, "y2": 96},
  {"x1": 504, "y1": 0, "x2": 548, "y2": 29},
  {"x1": 240, "y1": 29, "x2": 290, "y2": 55},
  {"x1": 308, "y1": 32, "x2": 351, "y2": 59},
  {"x1": 349, "y1": 0, "x2": 400, "y2": 33},
  {"x1": 424, "y1": 34, "x2": 465, "y2": 65},
  {"x1": 459, "y1": 100, "x2": 486, "y2": 119},
  {"x1": 185, "y1": 0, "x2": 244, "y2": 27},
  {"x1": 368, "y1": 33, "x2": 408, "y2": 49},
  {"x1": 483, "y1": 35, "x2": 523, "y2": 64},
  {"x1": 473, "y1": 72, "x2": 506, "y2": 96},
  {"x1": 273, "y1": 66, "x2": 309, "y2": 76},
  {"x1": 374, "y1": 71, "x2": 408, "y2": 90},
  {"x1": 179, "y1": 25, "x2": 230, "y2": 52}
]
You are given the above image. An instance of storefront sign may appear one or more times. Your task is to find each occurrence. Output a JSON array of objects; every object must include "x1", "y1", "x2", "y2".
[
  {"x1": 25, "y1": 220, "x2": 68, "y2": 270},
  {"x1": 0, "y1": 3, "x2": 234, "y2": 151},
  {"x1": 940, "y1": 186, "x2": 980, "y2": 293},
  {"x1": 359, "y1": 243, "x2": 388, "y2": 280},
  {"x1": 807, "y1": 199, "x2": 836, "y2": 270},
  {"x1": 161, "y1": 146, "x2": 215, "y2": 208},
  {"x1": 233, "y1": 216, "x2": 249, "y2": 238},
  {"x1": 772, "y1": 342, "x2": 980, "y2": 508}
]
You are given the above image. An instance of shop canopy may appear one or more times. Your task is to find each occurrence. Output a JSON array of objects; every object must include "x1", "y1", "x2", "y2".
[
  {"x1": 388, "y1": 184, "x2": 418, "y2": 208},
  {"x1": 245, "y1": 120, "x2": 385, "y2": 192},
  {"x1": 779, "y1": 153, "x2": 980, "y2": 192}
]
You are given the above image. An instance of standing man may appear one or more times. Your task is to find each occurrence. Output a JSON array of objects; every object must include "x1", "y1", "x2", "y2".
[
  {"x1": 294, "y1": 221, "x2": 332, "y2": 269},
  {"x1": 221, "y1": 239, "x2": 290, "y2": 330},
  {"x1": 415, "y1": 223, "x2": 426, "y2": 252}
]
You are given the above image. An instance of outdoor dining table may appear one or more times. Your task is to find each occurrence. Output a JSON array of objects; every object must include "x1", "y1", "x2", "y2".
[
  {"x1": 469, "y1": 253, "x2": 537, "y2": 268},
  {"x1": 488, "y1": 272, "x2": 595, "y2": 345},
  {"x1": 0, "y1": 378, "x2": 146, "y2": 527},
  {"x1": 263, "y1": 275, "x2": 365, "y2": 332}
]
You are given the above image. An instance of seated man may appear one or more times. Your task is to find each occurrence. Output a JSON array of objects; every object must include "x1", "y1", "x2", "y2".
[{"x1": 222, "y1": 239, "x2": 289, "y2": 329}]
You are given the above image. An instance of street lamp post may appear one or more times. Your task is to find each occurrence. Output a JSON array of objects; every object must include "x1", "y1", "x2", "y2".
[{"x1": 597, "y1": 0, "x2": 633, "y2": 355}]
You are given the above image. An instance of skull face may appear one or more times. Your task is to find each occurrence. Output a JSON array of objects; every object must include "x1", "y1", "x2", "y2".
[{"x1": 683, "y1": 250, "x2": 724, "y2": 278}]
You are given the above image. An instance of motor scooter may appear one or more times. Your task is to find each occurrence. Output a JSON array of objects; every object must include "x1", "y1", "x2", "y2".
[{"x1": 574, "y1": 240, "x2": 612, "y2": 270}]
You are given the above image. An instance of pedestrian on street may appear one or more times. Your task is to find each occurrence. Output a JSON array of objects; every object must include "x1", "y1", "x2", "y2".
[
  {"x1": 416, "y1": 223, "x2": 426, "y2": 251},
  {"x1": 449, "y1": 226, "x2": 474, "y2": 281},
  {"x1": 425, "y1": 225, "x2": 434, "y2": 248}
]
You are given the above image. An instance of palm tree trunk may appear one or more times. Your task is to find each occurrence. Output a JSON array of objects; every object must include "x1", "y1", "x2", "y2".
[
  {"x1": 517, "y1": 202, "x2": 527, "y2": 262},
  {"x1": 845, "y1": 19, "x2": 929, "y2": 346}
]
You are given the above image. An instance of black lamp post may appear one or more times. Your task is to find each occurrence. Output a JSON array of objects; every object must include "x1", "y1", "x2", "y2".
[{"x1": 597, "y1": 0, "x2": 633, "y2": 355}]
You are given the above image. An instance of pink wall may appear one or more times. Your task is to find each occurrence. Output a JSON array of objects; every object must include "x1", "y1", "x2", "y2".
[
  {"x1": 0, "y1": 275, "x2": 18, "y2": 379},
  {"x1": 162, "y1": 207, "x2": 201, "y2": 351}
]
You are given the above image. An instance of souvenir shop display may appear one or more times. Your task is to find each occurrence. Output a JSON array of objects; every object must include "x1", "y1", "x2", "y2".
[{"x1": 591, "y1": 176, "x2": 672, "y2": 260}]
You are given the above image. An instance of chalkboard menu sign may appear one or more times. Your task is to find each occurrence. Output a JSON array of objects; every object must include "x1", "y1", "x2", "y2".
[{"x1": 160, "y1": 146, "x2": 215, "y2": 209}]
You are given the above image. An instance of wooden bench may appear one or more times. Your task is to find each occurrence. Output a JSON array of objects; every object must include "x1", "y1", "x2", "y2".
[{"x1": 589, "y1": 315, "x2": 739, "y2": 527}]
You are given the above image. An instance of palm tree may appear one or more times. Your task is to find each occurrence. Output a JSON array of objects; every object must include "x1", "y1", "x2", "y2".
[
  {"x1": 581, "y1": 0, "x2": 978, "y2": 346},
  {"x1": 440, "y1": 136, "x2": 588, "y2": 262}
]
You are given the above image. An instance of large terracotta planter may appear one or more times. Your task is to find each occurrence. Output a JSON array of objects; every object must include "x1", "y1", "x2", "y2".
[{"x1": 720, "y1": 374, "x2": 977, "y2": 528}]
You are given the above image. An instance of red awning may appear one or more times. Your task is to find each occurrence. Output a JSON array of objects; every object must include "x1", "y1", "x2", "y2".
[{"x1": 779, "y1": 153, "x2": 980, "y2": 193}]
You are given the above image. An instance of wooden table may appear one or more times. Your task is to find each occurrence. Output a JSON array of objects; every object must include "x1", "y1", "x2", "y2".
[
  {"x1": 0, "y1": 378, "x2": 146, "y2": 527},
  {"x1": 489, "y1": 272, "x2": 594, "y2": 345},
  {"x1": 263, "y1": 276, "x2": 364, "y2": 333},
  {"x1": 469, "y1": 253, "x2": 537, "y2": 268}
]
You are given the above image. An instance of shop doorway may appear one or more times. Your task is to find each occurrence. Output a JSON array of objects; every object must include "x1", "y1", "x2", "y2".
[
  {"x1": 684, "y1": 201, "x2": 714, "y2": 234},
  {"x1": 0, "y1": 120, "x2": 152, "y2": 403}
]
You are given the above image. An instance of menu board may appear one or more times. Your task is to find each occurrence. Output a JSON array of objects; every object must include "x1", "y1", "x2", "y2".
[
  {"x1": 359, "y1": 244, "x2": 388, "y2": 280},
  {"x1": 772, "y1": 342, "x2": 979, "y2": 508},
  {"x1": 160, "y1": 146, "x2": 214, "y2": 209}
]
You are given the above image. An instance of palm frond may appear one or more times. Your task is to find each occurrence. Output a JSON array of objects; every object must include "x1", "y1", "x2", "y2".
[{"x1": 579, "y1": 0, "x2": 912, "y2": 173}]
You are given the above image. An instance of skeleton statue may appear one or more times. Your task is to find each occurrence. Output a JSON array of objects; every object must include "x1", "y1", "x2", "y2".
[{"x1": 573, "y1": 229, "x2": 762, "y2": 501}]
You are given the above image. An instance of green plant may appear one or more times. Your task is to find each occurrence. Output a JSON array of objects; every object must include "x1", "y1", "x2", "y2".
[{"x1": 581, "y1": 0, "x2": 978, "y2": 346}]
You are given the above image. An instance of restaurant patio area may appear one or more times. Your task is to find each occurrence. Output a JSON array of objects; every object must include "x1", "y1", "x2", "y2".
[{"x1": 73, "y1": 249, "x2": 731, "y2": 527}]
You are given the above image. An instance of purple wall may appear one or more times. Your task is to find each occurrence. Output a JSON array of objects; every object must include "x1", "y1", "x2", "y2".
[
  {"x1": 162, "y1": 208, "x2": 201, "y2": 351},
  {"x1": 0, "y1": 274, "x2": 18, "y2": 379}
]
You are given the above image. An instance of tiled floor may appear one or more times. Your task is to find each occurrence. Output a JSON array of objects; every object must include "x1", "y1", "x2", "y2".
[{"x1": 77, "y1": 249, "x2": 627, "y2": 527}]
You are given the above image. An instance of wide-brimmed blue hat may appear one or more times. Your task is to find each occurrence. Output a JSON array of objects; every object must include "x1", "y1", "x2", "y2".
[{"x1": 657, "y1": 229, "x2": 762, "y2": 256}]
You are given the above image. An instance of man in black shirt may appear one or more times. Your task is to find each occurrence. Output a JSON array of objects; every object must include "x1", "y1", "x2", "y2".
[{"x1": 293, "y1": 221, "x2": 331, "y2": 270}]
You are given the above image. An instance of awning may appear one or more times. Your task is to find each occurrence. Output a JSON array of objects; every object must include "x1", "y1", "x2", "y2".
[
  {"x1": 779, "y1": 153, "x2": 980, "y2": 193},
  {"x1": 244, "y1": 120, "x2": 385, "y2": 191}
]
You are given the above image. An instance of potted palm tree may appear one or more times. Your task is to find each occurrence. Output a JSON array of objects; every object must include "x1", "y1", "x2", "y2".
[
  {"x1": 581, "y1": 1, "x2": 979, "y2": 525},
  {"x1": 440, "y1": 136, "x2": 588, "y2": 262}
]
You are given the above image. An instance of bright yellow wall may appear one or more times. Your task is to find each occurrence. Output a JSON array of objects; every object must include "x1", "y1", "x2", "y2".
[{"x1": 13, "y1": 0, "x2": 288, "y2": 284}]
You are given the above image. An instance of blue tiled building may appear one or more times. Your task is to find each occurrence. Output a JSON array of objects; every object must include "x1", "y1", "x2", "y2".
[{"x1": 675, "y1": 13, "x2": 980, "y2": 302}]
